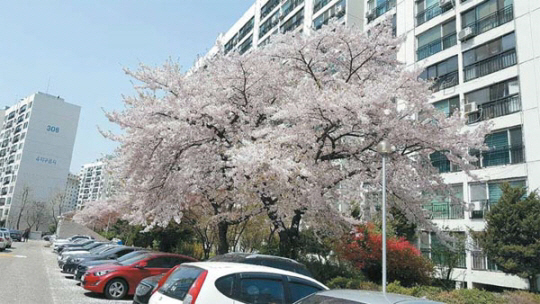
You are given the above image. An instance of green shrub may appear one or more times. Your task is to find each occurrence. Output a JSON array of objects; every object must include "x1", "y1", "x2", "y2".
[
  {"x1": 326, "y1": 277, "x2": 380, "y2": 291},
  {"x1": 387, "y1": 281, "x2": 414, "y2": 296},
  {"x1": 502, "y1": 291, "x2": 540, "y2": 304},
  {"x1": 430, "y1": 289, "x2": 505, "y2": 304}
]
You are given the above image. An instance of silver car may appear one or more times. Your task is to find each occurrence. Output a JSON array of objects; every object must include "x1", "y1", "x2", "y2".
[
  {"x1": 0, "y1": 228, "x2": 12, "y2": 248},
  {"x1": 0, "y1": 231, "x2": 8, "y2": 251},
  {"x1": 294, "y1": 290, "x2": 443, "y2": 304}
]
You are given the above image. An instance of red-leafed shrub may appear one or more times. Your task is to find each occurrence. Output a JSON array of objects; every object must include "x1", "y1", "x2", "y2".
[{"x1": 338, "y1": 223, "x2": 433, "y2": 286}]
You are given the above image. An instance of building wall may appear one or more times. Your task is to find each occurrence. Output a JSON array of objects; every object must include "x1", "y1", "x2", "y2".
[
  {"x1": 76, "y1": 159, "x2": 113, "y2": 210},
  {"x1": 62, "y1": 173, "x2": 79, "y2": 213},
  {"x1": 0, "y1": 92, "x2": 80, "y2": 231}
]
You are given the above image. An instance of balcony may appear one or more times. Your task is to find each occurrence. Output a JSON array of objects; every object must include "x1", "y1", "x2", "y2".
[
  {"x1": 467, "y1": 94, "x2": 521, "y2": 124},
  {"x1": 472, "y1": 251, "x2": 499, "y2": 271},
  {"x1": 416, "y1": 3, "x2": 452, "y2": 26},
  {"x1": 417, "y1": 33, "x2": 457, "y2": 60},
  {"x1": 464, "y1": 5, "x2": 513, "y2": 38},
  {"x1": 313, "y1": 0, "x2": 331, "y2": 14},
  {"x1": 431, "y1": 70, "x2": 459, "y2": 92},
  {"x1": 423, "y1": 202, "x2": 465, "y2": 219},
  {"x1": 367, "y1": 0, "x2": 396, "y2": 23},
  {"x1": 464, "y1": 49, "x2": 517, "y2": 82},
  {"x1": 281, "y1": 15, "x2": 304, "y2": 34},
  {"x1": 471, "y1": 144, "x2": 524, "y2": 169}
]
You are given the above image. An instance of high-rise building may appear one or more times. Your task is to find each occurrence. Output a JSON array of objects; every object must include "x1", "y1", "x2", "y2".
[
  {"x1": 76, "y1": 159, "x2": 113, "y2": 210},
  {"x1": 207, "y1": 0, "x2": 540, "y2": 290},
  {"x1": 62, "y1": 173, "x2": 80, "y2": 213},
  {"x1": 0, "y1": 92, "x2": 80, "y2": 231}
]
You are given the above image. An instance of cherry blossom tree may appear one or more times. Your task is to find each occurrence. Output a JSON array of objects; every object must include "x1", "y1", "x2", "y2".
[{"x1": 79, "y1": 21, "x2": 488, "y2": 255}]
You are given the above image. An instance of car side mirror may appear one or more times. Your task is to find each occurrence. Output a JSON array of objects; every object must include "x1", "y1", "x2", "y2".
[{"x1": 134, "y1": 261, "x2": 147, "y2": 269}]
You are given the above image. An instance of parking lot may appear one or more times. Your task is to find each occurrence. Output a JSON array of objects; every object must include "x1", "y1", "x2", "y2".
[{"x1": 0, "y1": 240, "x2": 131, "y2": 304}]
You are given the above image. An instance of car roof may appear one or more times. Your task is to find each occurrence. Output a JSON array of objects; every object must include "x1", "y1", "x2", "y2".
[
  {"x1": 310, "y1": 290, "x2": 443, "y2": 303},
  {"x1": 210, "y1": 252, "x2": 303, "y2": 264},
  {"x1": 182, "y1": 262, "x2": 324, "y2": 286}
]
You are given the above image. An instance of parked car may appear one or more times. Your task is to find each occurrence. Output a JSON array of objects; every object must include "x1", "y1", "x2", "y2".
[
  {"x1": 9, "y1": 229, "x2": 22, "y2": 242},
  {"x1": 75, "y1": 250, "x2": 151, "y2": 281},
  {"x1": 148, "y1": 262, "x2": 327, "y2": 304},
  {"x1": 0, "y1": 231, "x2": 8, "y2": 251},
  {"x1": 82, "y1": 252, "x2": 197, "y2": 300},
  {"x1": 58, "y1": 244, "x2": 118, "y2": 269},
  {"x1": 0, "y1": 228, "x2": 12, "y2": 248},
  {"x1": 56, "y1": 239, "x2": 96, "y2": 254},
  {"x1": 133, "y1": 267, "x2": 177, "y2": 304},
  {"x1": 293, "y1": 290, "x2": 443, "y2": 304},
  {"x1": 61, "y1": 241, "x2": 110, "y2": 254},
  {"x1": 52, "y1": 235, "x2": 93, "y2": 250},
  {"x1": 61, "y1": 245, "x2": 133, "y2": 273},
  {"x1": 209, "y1": 252, "x2": 313, "y2": 277}
]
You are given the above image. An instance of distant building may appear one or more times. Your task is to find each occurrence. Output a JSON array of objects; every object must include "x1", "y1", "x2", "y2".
[
  {"x1": 62, "y1": 173, "x2": 79, "y2": 213},
  {"x1": 0, "y1": 92, "x2": 80, "y2": 230},
  {"x1": 76, "y1": 159, "x2": 114, "y2": 210}
]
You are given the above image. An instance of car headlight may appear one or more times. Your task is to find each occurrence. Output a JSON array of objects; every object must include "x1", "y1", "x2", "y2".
[
  {"x1": 94, "y1": 270, "x2": 115, "y2": 276},
  {"x1": 136, "y1": 283, "x2": 152, "y2": 295}
]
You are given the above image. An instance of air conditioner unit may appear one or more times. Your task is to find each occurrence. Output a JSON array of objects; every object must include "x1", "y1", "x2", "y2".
[
  {"x1": 366, "y1": 10, "x2": 375, "y2": 20},
  {"x1": 439, "y1": 0, "x2": 453, "y2": 8},
  {"x1": 464, "y1": 102, "x2": 478, "y2": 114},
  {"x1": 458, "y1": 27, "x2": 474, "y2": 41}
]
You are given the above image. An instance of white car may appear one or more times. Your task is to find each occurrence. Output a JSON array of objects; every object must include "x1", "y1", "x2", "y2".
[
  {"x1": 0, "y1": 228, "x2": 12, "y2": 248},
  {"x1": 148, "y1": 262, "x2": 328, "y2": 304},
  {"x1": 0, "y1": 231, "x2": 8, "y2": 251}
]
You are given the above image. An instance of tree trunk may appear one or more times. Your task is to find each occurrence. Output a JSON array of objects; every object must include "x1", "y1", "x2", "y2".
[
  {"x1": 217, "y1": 222, "x2": 229, "y2": 255},
  {"x1": 278, "y1": 210, "x2": 303, "y2": 259},
  {"x1": 529, "y1": 276, "x2": 537, "y2": 293}
]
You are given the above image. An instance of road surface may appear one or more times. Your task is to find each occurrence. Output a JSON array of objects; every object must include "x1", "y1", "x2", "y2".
[{"x1": 0, "y1": 240, "x2": 131, "y2": 304}]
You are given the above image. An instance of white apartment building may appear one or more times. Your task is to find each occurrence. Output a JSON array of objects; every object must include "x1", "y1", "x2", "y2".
[
  {"x1": 76, "y1": 159, "x2": 113, "y2": 210},
  {"x1": 62, "y1": 173, "x2": 79, "y2": 213},
  {"x1": 0, "y1": 92, "x2": 80, "y2": 231},
  {"x1": 208, "y1": 0, "x2": 540, "y2": 291}
]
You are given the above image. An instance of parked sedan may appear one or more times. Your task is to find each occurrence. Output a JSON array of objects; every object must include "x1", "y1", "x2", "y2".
[
  {"x1": 293, "y1": 290, "x2": 443, "y2": 304},
  {"x1": 148, "y1": 262, "x2": 327, "y2": 304},
  {"x1": 0, "y1": 231, "x2": 8, "y2": 251},
  {"x1": 62, "y1": 245, "x2": 138, "y2": 273},
  {"x1": 74, "y1": 250, "x2": 150, "y2": 281},
  {"x1": 9, "y1": 229, "x2": 22, "y2": 242},
  {"x1": 82, "y1": 252, "x2": 197, "y2": 300},
  {"x1": 56, "y1": 239, "x2": 96, "y2": 254},
  {"x1": 58, "y1": 243, "x2": 117, "y2": 269}
]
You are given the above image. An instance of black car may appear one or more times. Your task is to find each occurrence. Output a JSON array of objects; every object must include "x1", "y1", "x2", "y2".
[
  {"x1": 63, "y1": 246, "x2": 143, "y2": 274},
  {"x1": 61, "y1": 241, "x2": 109, "y2": 254},
  {"x1": 133, "y1": 273, "x2": 164, "y2": 304},
  {"x1": 9, "y1": 230, "x2": 22, "y2": 242},
  {"x1": 209, "y1": 252, "x2": 313, "y2": 277},
  {"x1": 74, "y1": 250, "x2": 150, "y2": 281}
]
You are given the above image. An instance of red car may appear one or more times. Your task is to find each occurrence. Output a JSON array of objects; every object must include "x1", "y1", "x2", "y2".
[{"x1": 82, "y1": 252, "x2": 196, "y2": 300}]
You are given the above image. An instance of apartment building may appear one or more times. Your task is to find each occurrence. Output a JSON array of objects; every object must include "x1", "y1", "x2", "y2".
[
  {"x1": 62, "y1": 173, "x2": 80, "y2": 213},
  {"x1": 210, "y1": 0, "x2": 539, "y2": 290},
  {"x1": 76, "y1": 159, "x2": 113, "y2": 210},
  {"x1": 0, "y1": 92, "x2": 80, "y2": 231}
]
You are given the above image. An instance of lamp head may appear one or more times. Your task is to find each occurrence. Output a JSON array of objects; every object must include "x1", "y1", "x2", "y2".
[{"x1": 377, "y1": 140, "x2": 395, "y2": 155}]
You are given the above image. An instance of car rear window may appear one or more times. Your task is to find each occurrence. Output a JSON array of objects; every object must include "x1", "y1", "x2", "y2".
[{"x1": 159, "y1": 266, "x2": 205, "y2": 300}]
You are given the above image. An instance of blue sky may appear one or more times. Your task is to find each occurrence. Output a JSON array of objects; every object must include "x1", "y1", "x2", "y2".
[{"x1": 0, "y1": 1, "x2": 253, "y2": 172}]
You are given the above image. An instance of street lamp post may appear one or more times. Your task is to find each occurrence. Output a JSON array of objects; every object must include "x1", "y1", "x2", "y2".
[{"x1": 377, "y1": 140, "x2": 394, "y2": 294}]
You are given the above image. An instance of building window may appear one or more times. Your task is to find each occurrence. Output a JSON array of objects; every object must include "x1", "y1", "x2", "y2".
[
  {"x1": 463, "y1": 32, "x2": 516, "y2": 81},
  {"x1": 224, "y1": 34, "x2": 238, "y2": 55},
  {"x1": 419, "y1": 56, "x2": 459, "y2": 92},
  {"x1": 237, "y1": 17, "x2": 254, "y2": 42},
  {"x1": 260, "y1": 11, "x2": 280, "y2": 38},
  {"x1": 281, "y1": 8, "x2": 304, "y2": 34},
  {"x1": 461, "y1": 0, "x2": 514, "y2": 39},
  {"x1": 238, "y1": 35, "x2": 253, "y2": 55},
  {"x1": 469, "y1": 179, "x2": 525, "y2": 218},
  {"x1": 417, "y1": 19, "x2": 456, "y2": 60},
  {"x1": 416, "y1": 0, "x2": 453, "y2": 26},
  {"x1": 19, "y1": 105, "x2": 26, "y2": 113},
  {"x1": 261, "y1": 0, "x2": 280, "y2": 20},
  {"x1": 17, "y1": 115, "x2": 24, "y2": 123},
  {"x1": 313, "y1": 0, "x2": 346, "y2": 30},
  {"x1": 470, "y1": 126, "x2": 524, "y2": 168},
  {"x1": 282, "y1": 0, "x2": 303, "y2": 18},
  {"x1": 23, "y1": 122, "x2": 28, "y2": 129},
  {"x1": 7, "y1": 112, "x2": 15, "y2": 120},
  {"x1": 433, "y1": 96, "x2": 459, "y2": 117},
  {"x1": 465, "y1": 78, "x2": 520, "y2": 124},
  {"x1": 423, "y1": 185, "x2": 465, "y2": 219},
  {"x1": 367, "y1": 0, "x2": 397, "y2": 23}
]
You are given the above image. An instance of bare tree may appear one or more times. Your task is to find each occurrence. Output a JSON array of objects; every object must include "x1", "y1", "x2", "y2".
[
  {"x1": 15, "y1": 186, "x2": 31, "y2": 230},
  {"x1": 25, "y1": 201, "x2": 47, "y2": 231},
  {"x1": 50, "y1": 193, "x2": 65, "y2": 232}
]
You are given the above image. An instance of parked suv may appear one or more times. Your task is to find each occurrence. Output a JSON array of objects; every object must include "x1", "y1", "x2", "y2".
[
  {"x1": 82, "y1": 252, "x2": 197, "y2": 300},
  {"x1": 148, "y1": 262, "x2": 327, "y2": 304},
  {"x1": 9, "y1": 229, "x2": 22, "y2": 242},
  {"x1": 0, "y1": 228, "x2": 12, "y2": 248}
]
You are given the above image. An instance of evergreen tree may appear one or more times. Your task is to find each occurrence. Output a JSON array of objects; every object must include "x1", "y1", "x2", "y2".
[{"x1": 477, "y1": 183, "x2": 540, "y2": 292}]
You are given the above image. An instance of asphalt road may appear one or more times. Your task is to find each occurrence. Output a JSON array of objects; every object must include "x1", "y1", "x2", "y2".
[{"x1": 0, "y1": 240, "x2": 132, "y2": 304}]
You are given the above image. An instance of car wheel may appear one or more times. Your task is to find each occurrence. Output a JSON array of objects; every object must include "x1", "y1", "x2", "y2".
[{"x1": 104, "y1": 278, "x2": 128, "y2": 300}]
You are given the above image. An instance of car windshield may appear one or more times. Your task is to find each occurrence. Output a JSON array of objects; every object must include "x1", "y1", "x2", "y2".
[
  {"x1": 119, "y1": 253, "x2": 150, "y2": 266},
  {"x1": 88, "y1": 244, "x2": 108, "y2": 253},
  {"x1": 117, "y1": 250, "x2": 146, "y2": 262}
]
